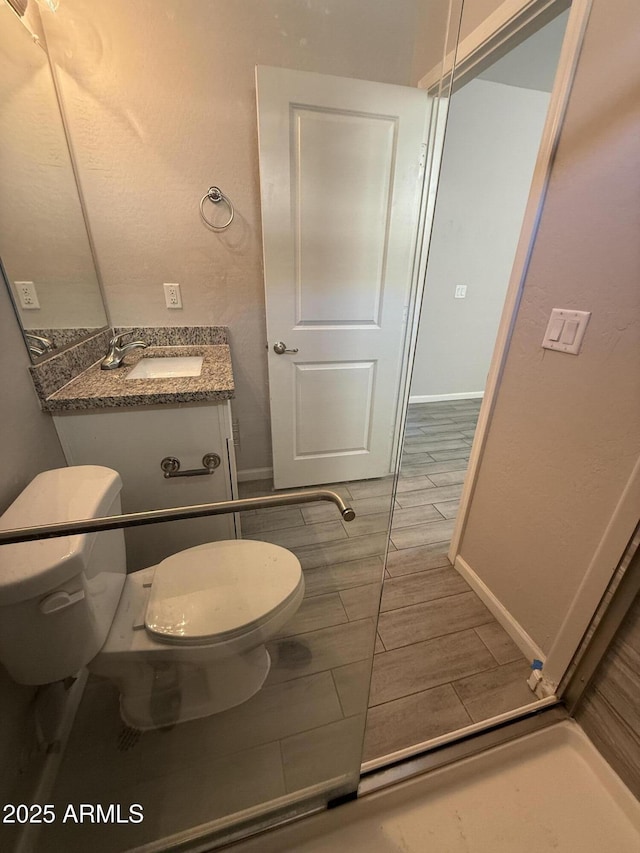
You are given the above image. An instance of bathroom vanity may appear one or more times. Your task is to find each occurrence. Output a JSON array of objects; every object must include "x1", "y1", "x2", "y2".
[{"x1": 46, "y1": 339, "x2": 240, "y2": 571}]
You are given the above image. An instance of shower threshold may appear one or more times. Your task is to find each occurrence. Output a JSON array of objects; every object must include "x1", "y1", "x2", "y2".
[{"x1": 230, "y1": 716, "x2": 640, "y2": 852}]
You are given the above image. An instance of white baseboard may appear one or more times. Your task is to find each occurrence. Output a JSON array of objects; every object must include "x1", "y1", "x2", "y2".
[
  {"x1": 409, "y1": 391, "x2": 484, "y2": 404},
  {"x1": 237, "y1": 466, "x2": 273, "y2": 483},
  {"x1": 454, "y1": 555, "x2": 545, "y2": 665}
]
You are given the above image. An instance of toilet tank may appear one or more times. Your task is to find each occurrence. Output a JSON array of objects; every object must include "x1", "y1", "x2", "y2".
[{"x1": 0, "y1": 466, "x2": 126, "y2": 685}]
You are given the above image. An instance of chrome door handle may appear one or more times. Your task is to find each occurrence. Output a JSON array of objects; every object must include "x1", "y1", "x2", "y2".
[{"x1": 273, "y1": 341, "x2": 299, "y2": 355}]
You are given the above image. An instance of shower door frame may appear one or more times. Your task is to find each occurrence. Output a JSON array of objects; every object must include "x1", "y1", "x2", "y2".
[{"x1": 361, "y1": 0, "x2": 639, "y2": 781}]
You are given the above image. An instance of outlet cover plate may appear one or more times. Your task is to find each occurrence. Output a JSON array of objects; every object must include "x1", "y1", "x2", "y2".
[
  {"x1": 163, "y1": 282, "x2": 182, "y2": 309},
  {"x1": 15, "y1": 281, "x2": 40, "y2": 309}
]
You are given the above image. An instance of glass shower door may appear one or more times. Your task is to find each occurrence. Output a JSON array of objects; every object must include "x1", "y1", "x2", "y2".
[{"x1": 0, "y1": 1, "x2": 464, "y2": 851}]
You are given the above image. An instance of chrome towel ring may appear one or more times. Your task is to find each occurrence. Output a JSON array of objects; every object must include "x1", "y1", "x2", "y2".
[{"x1": 199, "y1": 186, "x2": 234, "y2": 231}]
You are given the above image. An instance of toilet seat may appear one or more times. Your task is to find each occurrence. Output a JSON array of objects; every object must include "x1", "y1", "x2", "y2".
[{"x1": 145, "y1": 540, "x2": 304, "y2": 646}]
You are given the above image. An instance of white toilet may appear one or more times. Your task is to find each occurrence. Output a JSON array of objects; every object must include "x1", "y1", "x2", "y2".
[{"x1": 0, "y1": 466, "x2": 304, "y2": 730}]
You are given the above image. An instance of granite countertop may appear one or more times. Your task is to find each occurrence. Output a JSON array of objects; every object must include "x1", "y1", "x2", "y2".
[{"x1": 42, "y1": 345, "x2": 235, "y2": 412}]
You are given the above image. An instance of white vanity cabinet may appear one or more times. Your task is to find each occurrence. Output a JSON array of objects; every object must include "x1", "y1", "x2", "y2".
[{"x1": 53, "y1": 402, "x2": 239, "y2": 571}]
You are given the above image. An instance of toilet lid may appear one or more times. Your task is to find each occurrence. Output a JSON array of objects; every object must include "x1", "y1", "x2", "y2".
[{"x1": 145, "y1": 540, "x2": 303, "y2": 645}]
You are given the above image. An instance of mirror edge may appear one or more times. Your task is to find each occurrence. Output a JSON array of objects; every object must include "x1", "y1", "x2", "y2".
[{"x1": 1, "y1": 0, "x2": 113, "y2": 364}]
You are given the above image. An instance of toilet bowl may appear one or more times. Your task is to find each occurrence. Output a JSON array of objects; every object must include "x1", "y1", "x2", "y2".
[
  {"x1": 0, "y1": 466, "x2": 304, "y2": 730},
  {"x1": 90, "y1": 539, "x2": 304, "y2": 728}
]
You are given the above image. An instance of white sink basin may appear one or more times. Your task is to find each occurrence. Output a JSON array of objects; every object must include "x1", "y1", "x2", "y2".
[{"x1": 126, "y1": 356, "x2": 204, "y2": 379}]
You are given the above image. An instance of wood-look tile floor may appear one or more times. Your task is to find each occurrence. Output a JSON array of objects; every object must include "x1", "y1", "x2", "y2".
[
  {"x1": 240, "y1": 399, "x2": 535, "y2": 763},
  {"x1": 41, "y1": 402, "x2": 534, "y2": 850}
]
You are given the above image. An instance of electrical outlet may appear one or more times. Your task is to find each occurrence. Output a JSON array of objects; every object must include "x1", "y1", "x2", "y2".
[
  {"x1": 15, "y1": 281, "x2": 40, "y2": 309},
  {"x1": 163, "y1": 283, "x2": 182, "y2": 309},
  {"x1": 455, "y1": 285, "x2": 467, "y2": 299}
]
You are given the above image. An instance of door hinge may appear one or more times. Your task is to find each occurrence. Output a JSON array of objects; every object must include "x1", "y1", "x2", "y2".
[
  {"x1": 418, "y1": 142, "x2": 428, "y2": 171},
  {"x1": 232, "y1": 417, "x2": 241, "y2": 450}
]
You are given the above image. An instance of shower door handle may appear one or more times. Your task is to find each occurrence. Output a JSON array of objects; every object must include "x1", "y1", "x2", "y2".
[{"x1": 273, "y1": 341, "x2": 299, "y2": 355}]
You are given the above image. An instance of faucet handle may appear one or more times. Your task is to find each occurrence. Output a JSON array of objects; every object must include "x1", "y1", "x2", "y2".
[{"x1": 109, "y1": 330, "x2": 135, "y2": 347}]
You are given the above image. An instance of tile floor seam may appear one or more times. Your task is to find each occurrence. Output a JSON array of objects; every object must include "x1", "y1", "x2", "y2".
[
  {"x1": 448, "y1": 659, "x2": 531, "y2": 699},
  {"x1": 329, "y1": 667, "x2": 348, "y2": 719},
  {"x1": 449, "y1": 677, "x2": 468, "y2": 710},
  {"x1": 377, "y1": 616, "x2": 497, "y2": 652},
  {"x1": 386, "y1": 565, "x2": 453, "y2": 578},
  {"x1": 379, "y1": 586, "x2": 479, "y2": 615},
  {"x1": 280, "y1": 712, "x2": 365, "y2": 753},
  {"x1": 473, "y1": 626, "x2": 503, "y2": 666},
  {"x1": 389, "y1": 535, "x2": 454, "y2": 550},
  {"x1": 366, "y1": 649, "x2": 505, "y2": 711},
  {"x1": 245, "y1": 517, "x2": 321, "y2": 535},
  {"x1": 276, "y1": 516, "x2": 458, "y2": 548},
  {"x1": 367, "y1": 665, "x2": 489, "y2": 710},
  {"x1": 269, "y1": 616, "x2": 374, "y2": 645},
  {"x1": 276, "y1": 737, "x2": 288, "y2": 792},
  {"x1": 384, "y1": 563, "x2": 455, "y2": 580},
  {"x1": 368, "y1": 682, "x2": 477, "y2": 724}
]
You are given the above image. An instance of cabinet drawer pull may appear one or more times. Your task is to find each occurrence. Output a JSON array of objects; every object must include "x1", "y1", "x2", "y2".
[{"x1": 160, "y1": 454, "x2": 221, "y2": 478}]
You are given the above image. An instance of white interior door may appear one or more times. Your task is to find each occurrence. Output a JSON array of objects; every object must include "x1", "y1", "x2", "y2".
[{"x1": 256, "y1": 66, "x2": 431, "y2": 488}]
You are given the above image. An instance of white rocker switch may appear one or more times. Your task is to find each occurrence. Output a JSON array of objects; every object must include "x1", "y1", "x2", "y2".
[
  {"x1": 542, "y1": 309, "x2": 591, "y2": 355},
  {"x1": 562, "y1": 320, "x2": 579, "y2": 346},
  {"x1": 547, "y1": 316, "x2": 564, "y2": 342}
]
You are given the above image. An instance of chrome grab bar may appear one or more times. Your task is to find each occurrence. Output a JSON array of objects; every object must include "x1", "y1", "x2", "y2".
[
  {"x1": 160, "y1": 454, "x2": 221, "y2": 478},
  {"x1": 0, "y1": 489, "x2": 355, "y2": 545}
]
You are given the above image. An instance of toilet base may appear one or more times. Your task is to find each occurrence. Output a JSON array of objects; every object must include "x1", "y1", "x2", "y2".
[{"x1": 114, "y1": 645, "x2": 272, "y2": 731}]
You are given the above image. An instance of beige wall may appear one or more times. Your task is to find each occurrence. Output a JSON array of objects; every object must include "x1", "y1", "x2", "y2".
[
  {"x1": 410, "y1": 0, "x2": 522, "y2": 85},
  {"x1": 459, "y1": 0, "x2": 513, "y2": 39},
  {"x1": 0, "y1": 281, "x2": 66, "y2": 806},
  {"x1": 411, "y1": 0, "x2": 458, "y2": 85},
  {"x1": 459, "y1": 0, "x2": 640, "y2": 654},
  {"x1": 41, "y1": 0, "x2": 440, "y2": 473},
  {"x1": 411, "y1": 78, "x2": 550, "y2": 399},
  {"x1": 0, "y1": 290, "x2": 65, "y2": 532}
]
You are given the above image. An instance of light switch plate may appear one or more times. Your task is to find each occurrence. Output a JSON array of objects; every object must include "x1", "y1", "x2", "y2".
[
  {"x1": 455, "y1": 285, "x2": 467, "y2": 299},
  {"x1": 542, "y1": 309, "x2": 591, "y2": 355}
]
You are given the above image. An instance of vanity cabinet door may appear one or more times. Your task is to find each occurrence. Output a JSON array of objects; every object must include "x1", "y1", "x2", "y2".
[{"x1": 53, "y1": 402, "x2": 238, "y2": 571}]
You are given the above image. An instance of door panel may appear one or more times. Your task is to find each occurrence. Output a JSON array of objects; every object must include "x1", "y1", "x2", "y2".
[
  {"x1": 257, "y1": 66, "x2": 431, "y2": 487},
  {"x1": 295, "y1": 361, "x2": 375, "y2": 457},
  {"x1": 294, "y1": 108, "x2": 396, "y2": 327}
]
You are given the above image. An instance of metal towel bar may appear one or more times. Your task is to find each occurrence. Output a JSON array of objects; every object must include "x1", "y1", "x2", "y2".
[
  {"x1": 0, "y1": 489, "x2": 355, "y2": 545},
  {"x1": 160, "y1": 454, "x2": 221, "y2": 478}
]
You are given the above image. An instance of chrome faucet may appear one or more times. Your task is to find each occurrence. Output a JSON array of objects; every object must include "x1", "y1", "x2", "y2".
[
  {"x1": 101, "y1": 331, "x2": 147, "y2": 370},
  {"x1": 25, "y1": 333, "x2": 54, "y2": 357}
]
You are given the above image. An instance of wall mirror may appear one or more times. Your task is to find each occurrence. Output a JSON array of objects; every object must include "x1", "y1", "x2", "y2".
[{"x1": 0, "y1": 1, "x2": 108, "y2": 361}]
